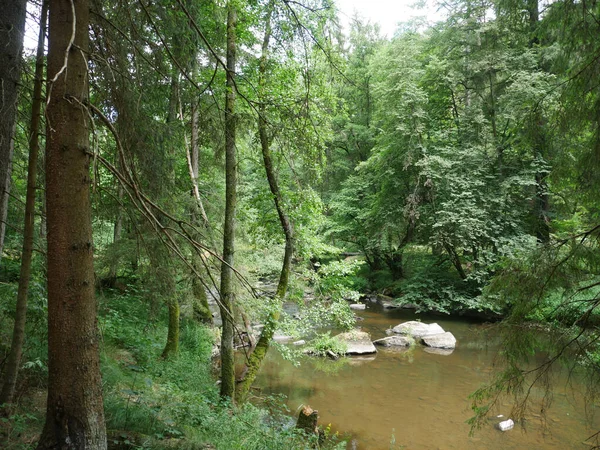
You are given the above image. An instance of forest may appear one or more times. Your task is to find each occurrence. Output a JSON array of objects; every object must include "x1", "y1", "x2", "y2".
[{"x1": 1, "y1": 0, "x2": 600, "y2": 448}]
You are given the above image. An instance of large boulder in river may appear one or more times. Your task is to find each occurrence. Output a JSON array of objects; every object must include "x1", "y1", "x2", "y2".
[
  {"x1": 373, "y1": 335, "x2": 414, "y2": 347},
  {"x1": 392, "y1": 321, "x2": 445, "y2": 338},
  {"x1": 335, "y1": 330, "x2": 377, "y2": 355},
  {"x1": 422, "y1": 331, "x2": 457, "y2": 349}
]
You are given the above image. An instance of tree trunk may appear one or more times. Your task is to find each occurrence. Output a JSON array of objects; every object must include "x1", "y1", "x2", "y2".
[
  {"x1": 0, "y1": 0, "x2": 48, "y2": 408},
  {"x1": 107, "y1": 156, "x2": 124, "y2": 285},
  {"x1": 527, "y1": 0, "x2": 550, "y2": 243},
  {"x1": 235, "y1": 4, "x2": 295, "y2": 402},
  {"x1": 0, "y1": 0, "x2": 27, "y2": 264},
  {"x1": 37, "y1": 0, "x2": 107, "y2": 447},
  {"x1": 161, "y1": 298, "x2": 180, "y2": 359},
  {"x1": 189, "y1": 95, "x2": 212, "y2": 324},
  {"x1": 219, "y1": 1, "x2": 238, "y2": 400},
  {"x1": 443, "y1": 242, "x2": 467, "y2": 280},
  {"x1": 159, "y1": 76, "x2": 181, "y2": 358}
]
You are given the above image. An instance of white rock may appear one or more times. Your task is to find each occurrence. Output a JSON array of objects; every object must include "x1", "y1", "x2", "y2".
[
  {"x1": 349, "y1": 303, "x2": 366, "y2": 310},
  {"x1": 421, "y1": 332, "x2": 457, "y2": 349},
  {"x1": 498, "y1": 419, "x2": 514, "y2": 431},
  {"x1": 335, "y1": 330, "x2": 377, "y2": 355},
  {"x1": 293, "y1": 340, "x2": 306, "y2": 346},
  {"x1": 373, "y1": 335, "x2": 413, "y2": 347},
  {"x1": 392, "y1": 321, "x2": 445, "y2": 338}
]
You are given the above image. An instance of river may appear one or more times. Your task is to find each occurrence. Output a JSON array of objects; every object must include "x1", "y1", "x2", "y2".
[{"x1": 254, "y1": 303, "x2": 599, "y2": 449}]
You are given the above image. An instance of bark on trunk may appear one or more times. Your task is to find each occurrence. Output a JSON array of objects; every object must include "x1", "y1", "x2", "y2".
[
  {"x1": 107, "y1": 156, "x2": 124, "y2": 285},
  {"x1": 528, "y1": 1, "x2": 550, "y2": 243},
  {"x1": 443, "y1": 242, "x2": 467, "y2": 280},
  {"x1": 159, "y1": 76, "x2": 181, "y2": 358},
  {"x1": 0, "y1": 0, "x2": 48, "y2": 408},
  {"x1": 219, "y1": 2, "x2": 238, "y2": 400},
  {"x1": 161, "y1": 298, "x2": 180, "y2": 359},
  {"x1": 235, "y1": 4, "x2": 295, "y2": 402},
  {"x1": 189, "y1": 95, "x2": 212, "y2": 324},
  {"x1": 0, "y1": 0, "x2": 28, "y2": 263},
  {"x1": 37, "y1": 0, "x2": 107, "y2": 447}
]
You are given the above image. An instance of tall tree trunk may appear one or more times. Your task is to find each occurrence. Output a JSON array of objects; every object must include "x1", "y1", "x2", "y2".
[
  {"x1": 189, "y1": 98, "x2": 212, "y2": 324},
  {"x1": 0, "y1": 0, "x2": 28, "y2": 264},
  {"x1": 160, "y1": 76, "x2": 181, "y2": 359},
  {"x1": 219, "y1": 2, "x2": 238, "y2": 400},
  {"x1": 527, "y1": 0, "x2": 550, "y2": 243},
  {"x1": 37, "y1": 0, "x2": 107, "y2": 447},
  {"x1": 0, "y1": 0, "x2": 48, "y2": 408},
  {"x1": 235, "y1": 4, "x2": 295, "y2": 402},
  {"x1": 107, "y1": 155, "x2": 124, "y2": 285}
]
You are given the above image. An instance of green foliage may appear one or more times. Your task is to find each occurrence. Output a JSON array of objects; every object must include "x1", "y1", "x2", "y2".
[
  {"x1": 306, "y1": 332, "x2": 348, "y2": 357},
  {"x1": 98, "y1": 290, "x2": 324, "y2": 449}
]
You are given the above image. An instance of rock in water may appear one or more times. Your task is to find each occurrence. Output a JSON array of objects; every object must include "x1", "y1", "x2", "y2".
[
  {"x1": 497, "y1": 419, "x2": 514, "y2": 431},
  {"x1": 373, "y1": 335, "x2": 413, "y2": 347},
  {"x1": 349, "y1": 303, "x2": 366, "y2": 310},
  {"x1": 335, "y1": 330, "x2": 377, "y2": 355},
  {"x1": 381, "y1": 301, "x2": 401, "y2": 310},
  {"x1": 422, "y1": 332, "x2": 457, "y2": 349},
  {"x1": 392, "y1": 321, "x2": 445, "y2": 338}
]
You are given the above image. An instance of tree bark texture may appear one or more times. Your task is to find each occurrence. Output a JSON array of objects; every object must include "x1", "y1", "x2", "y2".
[
  {"x1": 37, "y1": 0, "x2": 107, "y2": 447},
  {"x1": 0, "y1": 0, "x2": 48, "y2": 408},
  {"x1": 219, "y1": 2, "x2": 238, "y2": 400},
  {"x1": 189, "y1": 96, "x2": 212, "y2": 324},
  {"x1": 0, "y1": 0, "x2": 28, "y2": 263},
  {"x1": 235, "y1": 4, "x2": 295, "y2": 402}
]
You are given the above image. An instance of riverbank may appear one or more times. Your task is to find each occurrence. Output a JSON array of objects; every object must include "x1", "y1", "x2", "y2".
[{"x1": 255, "y1": 303, "x2": 599, "y2": 449}]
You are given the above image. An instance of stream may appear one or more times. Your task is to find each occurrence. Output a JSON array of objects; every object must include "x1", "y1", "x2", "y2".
[{"x1": 254, "y1": 303, "x2": 600, "y2": 449}]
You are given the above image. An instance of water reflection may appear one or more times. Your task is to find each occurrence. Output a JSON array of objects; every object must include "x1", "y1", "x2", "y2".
[{"x1": 254, "y1": 305, "x2": 599, "y2": 449}]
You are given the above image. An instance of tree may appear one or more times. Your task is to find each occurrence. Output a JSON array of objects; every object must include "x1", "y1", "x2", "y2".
[
  {"x1": 235, "y1": 2, "x2": 295, "y2": 401},
  {"x1": 0, "y1": 0, "x2": 48, "y2": 408},
  {"x1": 219, "y1": 0, "x2": 238, "y2": 400},
  {"x1": 0, "y1": 0, "x2": 28, "y2": 263},
  {"x1": 37, "y1": 0, "x2": 107, "y2": 446}
]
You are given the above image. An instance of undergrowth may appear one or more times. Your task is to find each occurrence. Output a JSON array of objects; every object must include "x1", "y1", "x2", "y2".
[{"x1": 1, "y1": 285, "x2": 345, "y2": 449}]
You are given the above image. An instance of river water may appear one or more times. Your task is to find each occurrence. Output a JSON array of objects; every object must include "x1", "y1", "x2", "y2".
[{"x1": 254, "y1": 304, "x2": 599, "y2": 449}]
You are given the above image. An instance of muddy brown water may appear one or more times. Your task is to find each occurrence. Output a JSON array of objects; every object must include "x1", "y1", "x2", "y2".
[{"x1": 254, "y1": 304, "x2": 600, "y2": 449}]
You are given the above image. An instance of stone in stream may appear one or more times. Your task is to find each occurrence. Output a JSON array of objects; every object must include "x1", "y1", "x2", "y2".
[
  {"x1": 373, "y1": 335, "x2": 414, "y2": 347},
  {"x1": 335, "y1": 330, "x2": 377, "y2": 355},
  {"x1": 391, "y1": 321, "x2": 445, "y2": 338},
  {"x1": 497, "y1": 419, "x2": 514, "y2": 431},
  {"x1": 421, "y1": 331, "x2": 457, "y2": 349},
  {"x1": 349, "y1": 303, "x2": 366, "y2": 310},
  {"x1": 381, "y1": 301, "x2": 401, "y2": 310},
  {"x1": 400, "y1": 302, "x2": 419, "y2": 310}
]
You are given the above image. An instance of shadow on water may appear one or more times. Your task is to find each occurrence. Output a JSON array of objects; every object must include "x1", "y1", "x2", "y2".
[{"x1": 254, "y1": 303, "x2": 599, "y2": 449}]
